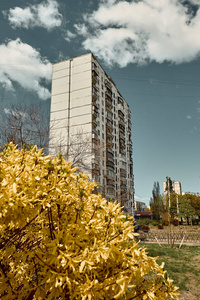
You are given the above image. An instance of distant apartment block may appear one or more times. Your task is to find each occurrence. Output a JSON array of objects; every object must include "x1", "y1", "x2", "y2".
[
  {"x1": 49, "y1": 53, "x2": 134, "y2": 215},
  {"x1": 163, "y1": 177, "x2": 182, "y2": 197},
  {"x1": 134, "y1": 201, "x2": 146, "y2": 212}
]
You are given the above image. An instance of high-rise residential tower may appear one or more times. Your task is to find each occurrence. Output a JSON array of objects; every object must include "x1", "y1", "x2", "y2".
[{"x1": 49, "y1": 53, "x2": 134, "y2": 215}]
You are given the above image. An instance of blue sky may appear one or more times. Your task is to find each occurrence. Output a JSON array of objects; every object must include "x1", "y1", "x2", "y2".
[{"x1": 1, "y1": 0, "x2": 200, "y2": 205}]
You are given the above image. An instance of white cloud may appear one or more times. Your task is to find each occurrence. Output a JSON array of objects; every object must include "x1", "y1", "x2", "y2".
[
  {"x1": 5, "y1": 0, "x2": 62, "y2": 30},
  {"x1": 77, "y1": 0, "x2": 200, "y2": 67},
  {"x1": 188, "y1": 0, "x2": 200, "y2": 5},
  {"x1": 186, "y1": 115, "x2": 192, "y2": 119},
  {"x1": 0, "y1": 39, "x2": 52, "y2": 100},
  {"x1": 64, "y1": 30, "x2": 77, "y2": 42}
]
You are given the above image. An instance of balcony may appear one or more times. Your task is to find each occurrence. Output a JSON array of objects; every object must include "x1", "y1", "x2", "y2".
[
  {"x1": 107, "y1": 188, "x2": 115, "y2": 196},
  {"x1": 105, "y1": 95, "x2": 112, "y2": 108},
  {"x1": 92, "y1": 168, "x2": 100, "y2": 176},
  {"x1": 119, "y1": 132, "x2": 125, "y2": 141},
  {"x1": 106, "y1": 130, "x2": 113, "y2": 140},
  {"x1": 92, "y1": 127, "x2": 97, "y2": 136},
  {"x1": 106, "y1": 160, "x2": 115, "y2": 171},
  {"x1": 128, "y1": 120, "x2": 132, "y2": 130},
  {"x1": 106, "y1": 122, "x2": 113, "y2": 133},
  {"x1": 106, "y1": 139, "x2": 113, "y2": 149},
  {"x1": 107, "y1": 179, "x2": 115, "y2": 188},
  {"x1": 92, "y1": 133, "x2": 99, "y2": 145},
  {"x1": 118, "y1": 118, "x2": 125, "y2": 127},
  {"x1": 127, "y1": 146, "x2": 132, "y2": 153},
  {"x1": 92, "y1": 62, "x2": 99, "y2": 75},
  {"x1": 106, "y1": 112, "x2": 113, "y2": 122},
  {"x1": 105, "y1": 87, "x2": 112, "y2": 98},
  {"x1": 92, "y1": 118, "x2": 98, "y2": 128},
  {"x1": 120, "y1": 168, "x2": 127, "y2": 178},
  {"x1": 105, "y1": 79, "x2": 112, "y2": 90},
  {"x1": 92, "y1": 86, "x2": 99, "y2": 97},
  {"x1": 106, "y1": 150, "x2": 114, "y2": 162},
  {"x1": 118, "y1": 109, "x2": 125, "y2": 121},
  {"x1": 118, "y1": 96, "x2": 124, "y2": 107},
  {"x1": 119, "y1": 123, "x2": 125, "y2": 132}
]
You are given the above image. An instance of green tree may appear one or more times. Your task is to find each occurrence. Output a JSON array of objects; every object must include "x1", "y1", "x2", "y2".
[
  {"x1": 169, "y1": 193, "x2": 180, "y2": 218},
  {"x1": 189, "y1": 193, "x2": 200, "y2": 217},
  {"x1": 0, "y1": 144, "x2": 179, "y2": 300},
  {"x1": 150, "y1": 181, "x2": 165, "y2": 219},
  {"x1": 179, "y1": 194, "x2": 196, "y2": 225}
]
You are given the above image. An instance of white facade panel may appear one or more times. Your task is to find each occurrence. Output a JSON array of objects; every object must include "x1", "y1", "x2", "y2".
[
  {"x1": 70, "y1": 114, "x2": 92, "y2": 126},
  {"x1": 70, "y1": 123, "x2": 92, "y2": 135},
  {"x1": 71, "y1": 97, "x2": 91, "y2": 109},
  {"x1": 71, "y1": 105, "x2": 91, "y2": 117},
  {"x1": 71, "y1": 88, "x2": 91, "y2": 100},
  {"x1": 71, "y1": 78, "x2": 91, "y2": 91},
  {"x1": 50, "y1": 117, "x2": 68, "y2": 129},
  {"x1": 71, "y1": 70, "x2": 91, "y2": 83},
  {"x1": 51, "y1": 93, "x2": 68, "y2": 105},
  {"x1": 53, "y1": 61, "x2": 70, "y2": 72},
  {"x1": 52, "y1": 76, "x2": 69, "y2": 89},
  {"x1": 52, "y1": 68, "x2": 69, "y2": 80},
  {"x1": 50, "y1": 109, "x2": 68, "y2": 120},
  {"x1": 72, "y1": 54, "x2": 92, "y2": 66},
  {"x1": 72, "y1": 63, "x2": 91, "y2": 74},
  {"x1": 52, "y1": 84, "x2": 69, "y2": 95}
]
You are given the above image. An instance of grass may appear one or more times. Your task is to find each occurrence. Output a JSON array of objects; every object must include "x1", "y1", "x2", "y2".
[{"x1": 139, "y1": 243, "x2": 200, "y2": 299}]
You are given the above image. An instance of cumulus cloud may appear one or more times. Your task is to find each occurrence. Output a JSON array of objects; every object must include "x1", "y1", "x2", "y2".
[
  {"x1": 64, "y1": 30, "x2": 77, "y2": 42},
  {"x1": 5, "y1": 0, "x2": 62, "y2": 30},
  {"x1": 0, "y1": 39, "x2": 52, "y2": 100},
  {"x1": 188, "y1": 0, "x2": 200, "y2": 5},
  {"x1": 76, "y1": 0, "x2": 200, "y2": 67}
]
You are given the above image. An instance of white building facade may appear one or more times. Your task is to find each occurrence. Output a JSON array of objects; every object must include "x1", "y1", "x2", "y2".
[{"x1": 49, "y1": 53, "x2": 134, "y2": 215}]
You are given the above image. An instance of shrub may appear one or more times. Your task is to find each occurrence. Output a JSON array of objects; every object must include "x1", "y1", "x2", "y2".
[
  {"x1": 162, "y1": 220, "x2": 169, "y2": 226},
  {"x1": 0, "y1": 144, "x2": 179, "y2": 300},
  {"x1": 151, "y1": 220, "x2": 158, "y2": 226},
  {"x1": 172, "y1": 220, "x2": 179, "y2": 226},
  {"x1": 158, "y1": 224, "x2": 164, "y2": 229},
  {"x1": 137, "y1": 218, "x2": 151, "y2": 226},
  {"x1": 141, "y1": 225, "x2": 150, "y2": 232}
]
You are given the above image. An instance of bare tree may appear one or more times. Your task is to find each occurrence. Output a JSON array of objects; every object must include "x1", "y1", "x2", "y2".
[{"x1": 0, "y1": 103, "x2": 50, "y2": 153}]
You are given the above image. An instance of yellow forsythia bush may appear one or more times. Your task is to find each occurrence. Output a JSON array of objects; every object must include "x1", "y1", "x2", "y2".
[{"x1": 0, "y1": 144, "x2": 179, "y2": 299}]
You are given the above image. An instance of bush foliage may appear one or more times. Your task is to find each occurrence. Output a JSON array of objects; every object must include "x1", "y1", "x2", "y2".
[{"x1": 0, "y1": 144, "x2": 179, "y2": 299}]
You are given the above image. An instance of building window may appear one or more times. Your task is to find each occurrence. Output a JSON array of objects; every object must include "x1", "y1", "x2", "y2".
[
  {"x1": 97, "y1": 130, "x2": 100, "y2": 135},
  {"x1": 102, "y1": 133, "x2": 104, "y2": 139},
  {"x1": 102, "y1": 124, "x2": 104, "y2": 130},
  {"x1": 102, "y1": 92, "x2": 104, "y2": 97},
  {"x1": 102, "y1": 108, "x2": 104, "y2": 115},
  {"x1": 102, "y1": 116, "x2": 104, "y2": 122},
  {"x1": 97, "y1": 121, "x2": 100, "y2": 126},
  {"x1": 102, "y1": 100, "x2": 104, "y2": 106}
]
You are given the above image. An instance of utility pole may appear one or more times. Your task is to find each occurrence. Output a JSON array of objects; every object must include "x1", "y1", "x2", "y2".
[{"x1": 166, "y1": 176, "x2": 173, "y2": 247}]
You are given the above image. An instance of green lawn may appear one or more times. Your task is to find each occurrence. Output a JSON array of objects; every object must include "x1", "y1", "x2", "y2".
[{"x1": 139, "y1": 243, "x2": 200, "y2": 299}]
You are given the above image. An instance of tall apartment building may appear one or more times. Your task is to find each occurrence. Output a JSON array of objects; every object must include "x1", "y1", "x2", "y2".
[{"x1": 49, "y1": 53, "x2": 134, "y2": 215}]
